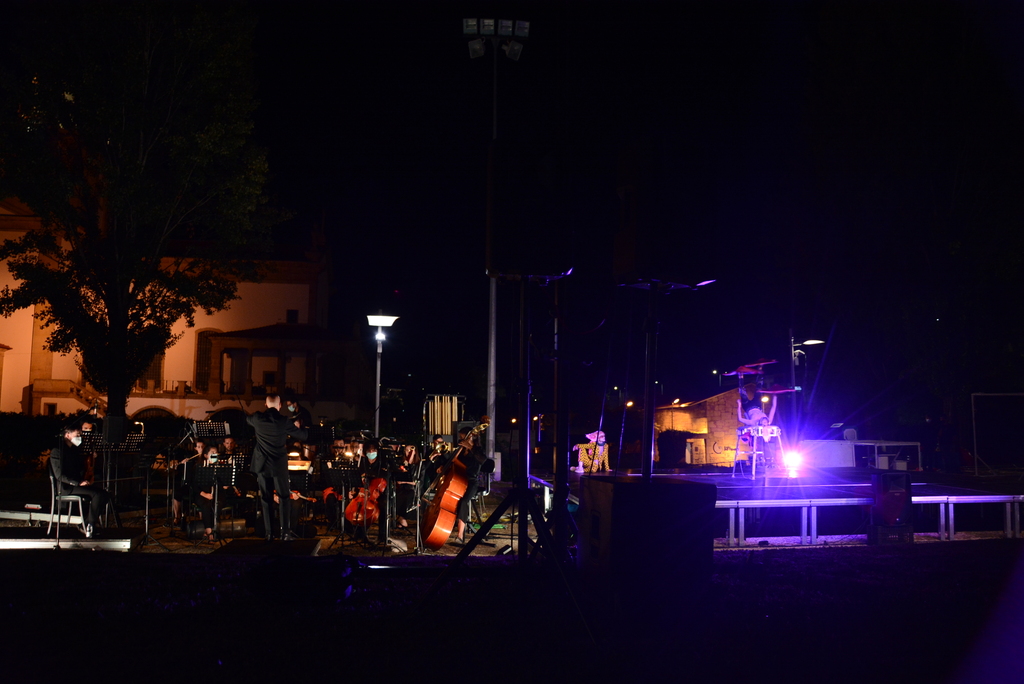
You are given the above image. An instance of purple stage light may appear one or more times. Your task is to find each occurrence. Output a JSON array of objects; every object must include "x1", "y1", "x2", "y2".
[{"x1": 783, "y1": 451, "x2": 803, "y2": 469}]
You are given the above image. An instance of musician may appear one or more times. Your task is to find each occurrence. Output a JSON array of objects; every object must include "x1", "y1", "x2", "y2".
[
  {"x1": 393, "y1": 445, "x2": 419, "y2": 529},
  {"x1": 423, "y1": 434, "x2": 448, "y2": 487},
  {"x1": 283, "y1": 397, "x2": 313, "y2": 429},
  {"x1": 573, "y1": 430, "x2": 610, "y2": 474},
  {"x1": 248, "y1": 394, "x2": 308, "y2": 541},
  {"x1": 452, "y1": 426, "x2": 486, "y2": 546},
  {"x1": 168, "y1": 438, "x2": 209, "y2": 527},
  {"x1": 354, "y1": 439, "x2": 392, "y2": 544},
  {"x1": 218, "y1": 436, "x2": 240, "y2": 462},
  {"x1": 49, "y1": 425, "x2": 118, "y2": 538}
]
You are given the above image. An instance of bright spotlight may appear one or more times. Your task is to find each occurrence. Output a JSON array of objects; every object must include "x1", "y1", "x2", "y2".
[{"x1": 783, "y1": 451, "x2": 803, "y2": 469}]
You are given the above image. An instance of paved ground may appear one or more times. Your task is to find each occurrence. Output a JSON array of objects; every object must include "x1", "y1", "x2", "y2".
[{"x1": 3, "y1": 472, "x2": 1024, "y2": 682}]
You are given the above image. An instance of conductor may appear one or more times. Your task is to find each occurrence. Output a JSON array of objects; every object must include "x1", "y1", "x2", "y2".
[{"x1": 248, "y1": 394, "x2": 308, "y2": 541}]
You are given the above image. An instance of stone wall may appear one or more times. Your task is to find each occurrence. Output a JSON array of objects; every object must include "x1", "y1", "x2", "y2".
[{"x1": 655, "y1": 389, "x2": 743, "y2": 466}]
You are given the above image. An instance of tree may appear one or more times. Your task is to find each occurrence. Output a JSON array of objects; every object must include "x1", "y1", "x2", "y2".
[{"x1": 0, "y1": 2, "x2": 269, "y2": 417}]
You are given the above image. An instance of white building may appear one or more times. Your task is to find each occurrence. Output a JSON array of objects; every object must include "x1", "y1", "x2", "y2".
[{"x1": 0, "y1": 197, "x2": 372, "y2": 423}]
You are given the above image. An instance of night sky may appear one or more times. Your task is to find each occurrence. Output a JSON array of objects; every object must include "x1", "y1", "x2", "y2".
[
  {"x1": 247, "y1": 1, "x2": 1024, "y2": 447},
  {"x1": 8, "y1": 1, "x2": 1024, "y2": 447}
]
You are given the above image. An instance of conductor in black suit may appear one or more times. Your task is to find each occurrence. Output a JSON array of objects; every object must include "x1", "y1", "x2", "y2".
[{"x1": 247, "y1": 393, "x2": 308, "y2": 541}]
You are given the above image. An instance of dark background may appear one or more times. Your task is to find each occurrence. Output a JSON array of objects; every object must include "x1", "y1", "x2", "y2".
[
  {"x1": 6, "y1": 1, "x2": 1024, "y2": 458},
  {"x1": 250, "y1": 1, "x2": 1024, "y2": 458}
]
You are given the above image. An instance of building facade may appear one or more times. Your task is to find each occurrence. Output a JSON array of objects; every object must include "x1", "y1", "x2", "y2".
[{"x1": 0, "y1": 198, "x2": 372, "y2": 423}]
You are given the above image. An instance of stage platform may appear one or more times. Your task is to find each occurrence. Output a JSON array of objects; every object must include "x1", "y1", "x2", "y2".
[
  {"x1": 533, "y1": 467, "x2": 1024, "y2": 548},
  {"x1": 0, "y1": 525, "x2": 140, "y2": 551}
]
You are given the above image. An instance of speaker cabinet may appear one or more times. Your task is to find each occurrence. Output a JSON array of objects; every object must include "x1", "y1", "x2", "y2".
[
  {"x1": 578, "y1": 477, "x2": 717, "y2": 621},
  {"x1": 870, "y1": 471, "x2": 912, "y2": 526}
]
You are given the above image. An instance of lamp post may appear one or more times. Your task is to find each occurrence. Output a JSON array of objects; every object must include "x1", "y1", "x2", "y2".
[
  {"x1": 367, "y1": 314, "x2": 399, "y2": 437},
  {"x1": 789, "y1": 330, "x2": 823, "y2": 442}
]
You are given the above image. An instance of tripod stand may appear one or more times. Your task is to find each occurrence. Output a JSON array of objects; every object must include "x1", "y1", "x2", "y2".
[{"x1": 422, "y1": 276, "x2": 593, "y2": 646}]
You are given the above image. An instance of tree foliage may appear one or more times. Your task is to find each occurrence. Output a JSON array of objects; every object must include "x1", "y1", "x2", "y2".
[{"x1": 0, "y1": 2, "x2": 269, "y2": 415}]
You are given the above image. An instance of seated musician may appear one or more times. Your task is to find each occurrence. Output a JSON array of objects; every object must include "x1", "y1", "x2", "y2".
[
  {"x1": 49, "y1": 424, "x2": 118, "y2": 538},
  {"x1": 217, "y1": 436, "x2": 240, "y2": 462},
  {"x1": 168, "y1": 439, "x2": 206, "y2": 527},
  {"x1": 573, "y1": 430, "x2": 610, "y2": 474},
  {"x1": 354, "y1": 439, "x2": 391, "y2": 545}
]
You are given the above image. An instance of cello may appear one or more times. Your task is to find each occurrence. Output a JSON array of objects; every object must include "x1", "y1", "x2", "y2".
[
  {"x1": 345, "y1": 477, "x2": 386, "y2": 527},
  {"x1": 420, "y1": 417, "x2": 489, "y2": 550}
]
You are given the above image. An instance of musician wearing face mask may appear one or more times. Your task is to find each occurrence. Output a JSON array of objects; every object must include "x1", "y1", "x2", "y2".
[
  {"x1": 355, "y1": 439, "x2": 392, "y2": 545},
  {"x1": 283, "y1": 398, "x2": 313, "y2": 429},
  {"x1": 49, "y1": 424, "x2": 119, "y2": 538}
]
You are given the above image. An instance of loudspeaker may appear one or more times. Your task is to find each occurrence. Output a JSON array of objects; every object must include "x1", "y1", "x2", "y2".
[{"x1": 871, "y1": 471, "x2": 912, "y2": 526}]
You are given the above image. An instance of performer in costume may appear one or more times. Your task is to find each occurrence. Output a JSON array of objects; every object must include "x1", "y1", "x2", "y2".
[
  {"x1": 573, "y1": 430, "x2": 610, "y2": 474},
  {"x1": 247, "y1": 394, "x2": 308, "y2": 541}
]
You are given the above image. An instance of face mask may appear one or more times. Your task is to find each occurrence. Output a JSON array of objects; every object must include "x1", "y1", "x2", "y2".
[
  {"x1": 70, "y1": 435, "x2": 83, "y2": 447},
  {"x1": 366, "y1": 451, "x2": 377, "y2": 461},
  {"x1": 288, "y1": 405, "x2": 296, "y2": 413}
]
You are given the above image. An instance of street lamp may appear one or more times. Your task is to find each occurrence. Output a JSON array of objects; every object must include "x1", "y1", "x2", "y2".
[
  {"x1": 367, "y1": 313, "x2": 398, "y2": 437},
  {"x1": 789, "y1": 330, "x2": 824, "y2": 443}
]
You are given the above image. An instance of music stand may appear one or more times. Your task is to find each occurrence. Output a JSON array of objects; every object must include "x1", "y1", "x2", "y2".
[
  {"x1": 192, "y1": 421, "x2": 230, "y2": 441},
  {"x1": 80, "y1": 430, "x2": 144, "y2": 527},
  {"x1": 137, "y1": 452, "x2": 170, "y2": 551},
  {"x1": 323, "y1": 461, "x2": 359, "y2": 550}
]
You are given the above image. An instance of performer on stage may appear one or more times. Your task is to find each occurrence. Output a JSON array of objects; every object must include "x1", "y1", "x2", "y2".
[
  {"x1": 573, "y1": 430, "x2": 610, "y2": 474},
  {"x1": 737, "y1": 392, "x2": 777, "y2": 427},
  {"x1": 49, "y1": 424, "x2": 119, "y2": 538},
  {"x1": 248, "y1": 394, "x2": 308, "y2": 541}
]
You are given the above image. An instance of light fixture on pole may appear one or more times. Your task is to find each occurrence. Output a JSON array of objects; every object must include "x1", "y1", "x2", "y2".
[
  {"x1": 789, "y1": 334, "x2": 824, "y2": 391},
  {"x1": 367, "y1": 313, "x2": 398, "y2": 438},
  {"x1": 789, "y1": 331, "x2": 823, "y2": 444}
]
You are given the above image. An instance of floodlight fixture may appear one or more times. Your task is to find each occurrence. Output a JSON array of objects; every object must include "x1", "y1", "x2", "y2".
[
  {"x1": 463, "y1": 18, "x2": 478, "y2": 34},
  {"x1": 480, "y1": 18, "x2": 495, "y2": 35},
  {"x1": 515, "y1": 20, "x2": 530, "y2": 38},
  {"x1": 504, "y1": 41, "x2": 523, "y2": 61},
  {"x1": 468, "y1": 38, "x2": 485, "y2": 59},
  {"x1": 498, "y1": 19, "x2": 513, "y2": 36}
]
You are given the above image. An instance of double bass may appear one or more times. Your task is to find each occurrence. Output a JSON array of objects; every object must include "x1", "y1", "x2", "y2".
[{"x1": 421, "y1": 417, "x2": 489, "y2": 550}]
